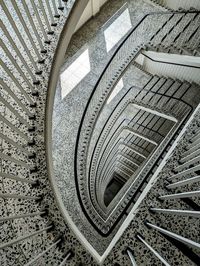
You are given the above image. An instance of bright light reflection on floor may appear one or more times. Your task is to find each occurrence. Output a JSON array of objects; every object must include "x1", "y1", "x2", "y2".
[
  {"x1": 60, "y1": 49, "x2": 91, "y2": 99},
  {"x1": 104, "y1": 8, "x2": 132, "y2": 52},
  {"x1": 107, "y1": 78, "x2": 124, "y2": 104}
]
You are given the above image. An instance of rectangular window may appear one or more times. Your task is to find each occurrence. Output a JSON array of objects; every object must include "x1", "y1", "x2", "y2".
[
  {"x1": 60, "y1": 49, "x2": 91, "y2": 99},
  {"x1": 104, "y1": 8, "x2": 132, "y2": 52}
]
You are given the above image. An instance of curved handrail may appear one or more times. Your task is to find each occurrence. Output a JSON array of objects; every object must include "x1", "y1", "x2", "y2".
[
  {"x1": 141, "y1": 52, "x2": 200, "y2": 69},
  {"x1": 44, "y1": 0, "x2": 101, "y2": 258}
]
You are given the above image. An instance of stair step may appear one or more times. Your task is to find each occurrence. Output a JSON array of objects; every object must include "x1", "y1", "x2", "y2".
[
  {"x1": 163, "y1": 80, "x2": 182, "y2": 97},
  {"x1": 194, "y1": 48, "x2": 200, "y2": 56},
  {"x1": 174, "y1": 14, "x2": 200, "y2": 48},
  {"x1": 186, "y1": 26, "x2": 200, "y2": 49},
  {"x1": 135, "y1": 75, "x2": 160, "y2": 101},
  {"x1": 150, "y1": 77, "x2": 167, "y2": 93},
  {"x1": 171, "y1": 82, "x2": 191, "y2": 99},
  {"x1": 124, "y1": 217, "x2": 195, "y2": 266},
  {"x1": 181, "y1": 82, "x2": 200, "y2": 106},
  {"x1": 156, "y1": 78, "x2": 175, "y2": 94},
  {"x1": 150, "y1": 13, "x2": 184, "y2": 45},
  {"x1": 162, "y1": 13, "x2": 197, "y2": 47}
]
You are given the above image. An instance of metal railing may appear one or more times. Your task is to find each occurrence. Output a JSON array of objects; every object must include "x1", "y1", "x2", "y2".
[
  {"x1": 0, "y1": 0, "x2": 87, "y2": 264},
  {"x1": 124, "y1": 113, "x2": 200, "y2": 265}
]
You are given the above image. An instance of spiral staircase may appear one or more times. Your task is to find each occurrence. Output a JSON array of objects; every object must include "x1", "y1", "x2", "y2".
[{"x1": 0, "y1": 0, "x2": 200, "y2": 265}]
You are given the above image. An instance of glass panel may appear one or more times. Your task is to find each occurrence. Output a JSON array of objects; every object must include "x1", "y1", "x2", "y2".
[
  {"x1": 60, "y1": 49, "x2": 91, "y2": 99},
  {"x1": 104, "y1": 8, "x2": 132, "y2": 52}
]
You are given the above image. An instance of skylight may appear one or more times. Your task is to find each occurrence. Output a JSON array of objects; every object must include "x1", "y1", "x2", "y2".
[
  {"x1": 107, "y1": 78, "x2": 124, "y2": 104},
  {"x1": 104, "y1": 8, "x2": 132, "y2": 52},
  {"x1": 60, "y1": 49, "x2": 91, "y2": 99}
]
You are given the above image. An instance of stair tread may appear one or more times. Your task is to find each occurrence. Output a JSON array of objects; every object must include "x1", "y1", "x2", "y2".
[
  {"x1": 151, "y1": 13, "x2": 184, "y2": 45},
  {"x1": 174, "y1": 14, "x2": 200, "y2": 48},
  {"x1": 161, "y1": 13, "x2": 197, "y2": 47}
]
